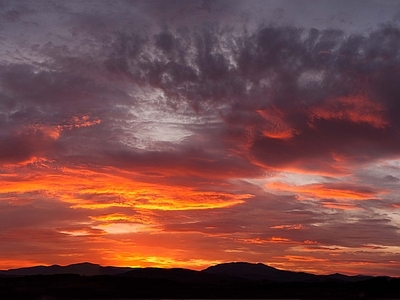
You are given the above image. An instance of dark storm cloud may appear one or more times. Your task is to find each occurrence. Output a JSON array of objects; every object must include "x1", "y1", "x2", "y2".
[
  {"x1": 0, "y1": 55, "x2": 132, "y2": 164},
  {"x1": 1, "y1": 1, "x2": 400, "y2": 174},
  {"x1": 2, "y1": 16, "x2": 400, "y2": 173},
  {"x1": 99, "y1": 22, "x2": 400, "y2": 174}
]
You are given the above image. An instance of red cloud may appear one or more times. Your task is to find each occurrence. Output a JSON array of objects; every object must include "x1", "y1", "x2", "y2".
[
  {"x1": 309, "y1": 94, "x2": 388, "y2": 129},
  {"x1": 266, "y1": 181, "x2": 383, "y2": 200}
]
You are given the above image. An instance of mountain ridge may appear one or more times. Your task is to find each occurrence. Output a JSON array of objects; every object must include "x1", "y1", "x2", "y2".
[
  {"x1": 1, "y1": 262, "x2": 398, "y2": 299},
  {"x1": 0, "y1": 261, "x2": 376, "y2": 282},
  {"x1": 0, "y1": 262, "x2": 132, "y2": 277},
  {"x1": 203, "y1": 261, "x2": 374, "y2": 282}
]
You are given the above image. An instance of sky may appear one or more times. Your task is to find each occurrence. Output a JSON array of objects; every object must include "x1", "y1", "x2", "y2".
[{"x1": 0, "y1": 0, "x2": 400, "y2": 277}]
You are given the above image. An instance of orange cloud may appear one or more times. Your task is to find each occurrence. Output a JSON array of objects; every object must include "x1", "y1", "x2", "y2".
[
  {"x1": 310, "y1": 94, "x2": 388, "y2": 128},
  {"x1": 241, "y1": 237, "x2": 293, "y2": 244},
  {"x1": 257, "y1": 108, "x2": 298, "y2": 140},
  {"x1": 266, "y1": 181, "x2": 382, "y2": 200},
  {"x1": 70, "y1": 115, "x2": 101, "y2": 128},
  {"x1": 304, "y1": 240, "x2": 319, "y2": 245},
  {"x1": 28, "y1": 124, "x2": 63, "y2": 139},
  {"x1": 2, "y1": 156, "x2": 50, "y2": 168},
  {"x1": 89, "y1": 213, "x2": 152, "y2": 224},
  {"x1": 271, "y1": 224, "x2": 305, "y2": 230},
  {"x1": 19, "y1": 115, "x2": 101, "y2": 141},
  {"x1": 321, "y1": 201, "x2": 358, "y2": 210},
  {"x1": 277, "y1": 255, "x2": 328, "y2": 262},
  {"x1": 261, "y1": 129, "x2": 297, "y2": 140},
  {"x1": 0, "y1": 166, "x2": 251, "y2": 211},
  {"x1": 57, "y1": 226, "x2": 105, "y2": 236}
]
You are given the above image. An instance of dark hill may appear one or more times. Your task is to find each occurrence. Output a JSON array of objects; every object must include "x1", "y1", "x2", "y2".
[
  {"x1": 0, "y1": 262, "x2": 396, "y2": 299},
  {"x1": 119, "y1": 267, "x2": 233, "y2": 283},
  {"x1": 0, "y1": 262, "x2": 131, "y2": 276},
  {"x1": 0, "y1": 261, "x2": 376, "y2": 283},
  {"x1": 203, "y1": 262, "x2": 372, "y2": 282}
]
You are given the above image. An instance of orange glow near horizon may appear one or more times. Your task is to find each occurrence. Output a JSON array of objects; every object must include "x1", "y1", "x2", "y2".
[
  {"x1": 1, "y1": 159, "x2": 399, "y2": 276},
  {"x1": 0, "y1": 166, "x2": 250, "y2": 211}
]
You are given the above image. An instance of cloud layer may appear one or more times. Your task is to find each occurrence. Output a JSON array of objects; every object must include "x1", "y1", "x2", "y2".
[{"x1": 0, "y1": 0, "x2": 400, "y2": 276}]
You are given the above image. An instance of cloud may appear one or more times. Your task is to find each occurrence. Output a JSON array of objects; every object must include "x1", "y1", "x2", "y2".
[
  {"x1": 3, "y1": 13, "x2": 400, "y2": 175},
  {"x1": 265, "y1": 181, "x2": 384, "y2": 200},
  {"x1": 98, "y1": 22, "x2": 400, "y2": 175}
]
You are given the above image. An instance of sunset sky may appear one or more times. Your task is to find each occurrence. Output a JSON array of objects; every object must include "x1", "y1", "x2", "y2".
[{"x1": 1, "y1": 0, "x2": 400, "y2": 277}]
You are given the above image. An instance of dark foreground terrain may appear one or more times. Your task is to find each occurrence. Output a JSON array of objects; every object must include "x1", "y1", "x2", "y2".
[{"x1": 0, "y1": 262, "x2": 399, "y2": 299}]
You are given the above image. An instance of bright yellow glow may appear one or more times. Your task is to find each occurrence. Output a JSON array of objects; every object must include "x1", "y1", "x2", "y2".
[{"x1": 0, "y1": 166, "x2": 251, "y2": 211}]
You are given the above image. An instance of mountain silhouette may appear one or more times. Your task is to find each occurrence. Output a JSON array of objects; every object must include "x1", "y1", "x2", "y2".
[
  {"x1": 119, "y1": 267, "x2": 231, "y2": 283},
  {"x1": 203, "y1": 261, "x2": 372, "y2": 282},
  {"x1": 0, "y1": 262, "x2": 131, "y2": 276},
  {"x1": 1, "y1": 262, "x2": 398, "y2": 299},
  {"x1": 0, "y1": 261, "x2": 373, "y2": 282}
]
